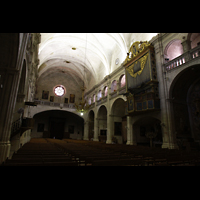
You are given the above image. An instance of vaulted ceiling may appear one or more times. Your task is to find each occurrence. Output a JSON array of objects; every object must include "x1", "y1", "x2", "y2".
[{"x1": 38, "y1": 33, "x2": 157, "y2": 91}]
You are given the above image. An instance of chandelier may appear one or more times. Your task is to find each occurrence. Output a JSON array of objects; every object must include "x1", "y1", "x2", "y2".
[
  {"x1": 75, "y1": 86, "x2": 90, "y2": 116},
  {"x1": 75, "y1": 33, "x2": 91, "y2": 116}
]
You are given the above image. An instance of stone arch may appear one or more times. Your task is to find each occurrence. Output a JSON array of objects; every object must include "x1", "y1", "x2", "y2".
[
  {"x1": 111, "y1": 97, "x2": 126, "y2": 116},
  {"x1": 30, "y1": 105, "x2": 80, "y2": 119},
  {"x1": 187, "y1": 33, "x2": 200, "y2": 49},
  {"x1": 168, "y1": 64, "x2": 200, "y2": 148},
  {"x1": 187, "y1": 77, "x2": 200, "y2": 140},
  {"x1": 97, "y1": 90, "x2": 102, "y2": 100},
  {"x1": 103, "y1": 86, "x2": 108, "y2": 97},
  {"x1": 32, "y1": 109, "x2": 84, "y2": 139},
  {"x1": 133, "y1": 116, "x2": 162, "y2": 147},
  {"x1": 111, "y1": 97, "x2": 127, "y2": 144},
  {"x1": 111, "y1": 80, "x2": 117, "y2": 92},
  {"x1": 119, "y1": 74, "x2": 126, "y2": 88},
  {"x1": 97, "y1": 105, "x2": 107, "y2": 119},
  {"x1": 164, "y1": 39, "x2": 183, "y2": 61},
  {"x1": 97, "y1": 105, "x2": 107, "y2": 142}
]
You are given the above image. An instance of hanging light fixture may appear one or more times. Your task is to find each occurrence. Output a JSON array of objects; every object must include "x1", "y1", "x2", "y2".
[{"x1": 75, "y1": 34, "x2": 91, "y2": 115}]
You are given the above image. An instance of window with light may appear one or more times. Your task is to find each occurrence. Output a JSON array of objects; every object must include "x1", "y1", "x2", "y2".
[{"x1": 53, "y1": 85, "x2": 66, "y2": 97}]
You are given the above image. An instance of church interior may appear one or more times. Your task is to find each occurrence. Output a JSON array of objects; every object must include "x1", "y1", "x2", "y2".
[{"x1": 1, "y1": 33, "x2": 200, "y2": 166}]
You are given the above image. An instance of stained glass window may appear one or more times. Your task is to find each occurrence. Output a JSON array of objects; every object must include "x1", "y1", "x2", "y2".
[{"x1": 53, "y1": 85, "x2": 66, "y2": 97}]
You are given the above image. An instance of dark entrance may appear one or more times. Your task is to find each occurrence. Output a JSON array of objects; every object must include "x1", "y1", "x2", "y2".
[{"x1": 49, "y1": 117, "x2": 65, "y2": 139}]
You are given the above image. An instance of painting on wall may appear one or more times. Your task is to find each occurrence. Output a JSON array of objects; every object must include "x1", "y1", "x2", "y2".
[
  {"x1": 42, "y1": 90, "x2": 49, "y2": 100},
  {"x1": 50, "y1": 96, "x2": 54, "y2": 102},
  {"x1": 69, "y1": 94, "x2": 75, "y2": 103},
  {"x1": 64, "y1": 98, "x2": 68, "y2": 103}
]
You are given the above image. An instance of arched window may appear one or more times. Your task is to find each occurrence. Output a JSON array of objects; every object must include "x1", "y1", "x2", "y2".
[
  {"x1": 190, "y1": 33, "x2": 200, "y2": 49},
  {"x1": 93, "y1": 94, "x2": 96, "y2": 103},
  {"x1": 111, "y1": 80, "x2": 117, "y2": 92},
  {"x1": 164, "y1": 39, "x2": 183, "y2": 62},
  {"x1": 53, "y1": 85, "x2": 66, "y2": 97},
  {"x1": 88, "y1": 97, "x2": 91, "y2": 105},
  {"x1": 120, "y1": 74, "x2": 126, "y2": 88},
  {"x1": 97, "y1": 90, "x2": 102, "y2": 100},
  {"x1": 104, "y1": 86, "x2": 108, "y2": 97}
]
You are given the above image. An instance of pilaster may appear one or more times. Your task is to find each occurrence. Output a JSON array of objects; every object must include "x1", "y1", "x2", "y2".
[
  {"x1": 106, "y1": 114, "x2": 114, "y2": 144},
  {"x1": 83, "y1": 120, "x2": 89, "y2": 140},
  {"x1": 126, "y1": 116, "x2": 137, "y2": 145},
  {"x1": 93, "y1": 117, "x2": 99, "y2": 141}
]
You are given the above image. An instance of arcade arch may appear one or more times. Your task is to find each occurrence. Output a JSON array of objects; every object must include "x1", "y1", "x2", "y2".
[
  {"x1": 97, "y1": 105, "x2": 107, "y2": 142},
  {"x1": 169, "y1": 64, "x2": 200, "y2": 148},
  {"x1": 111, "y1": 98, "x2": 127, "y2": 144},
  {"x1": 188, "y1": 33, "x2": 200, "y2": 49},
  {"x1": 32, "y1": 110, "x2": 84, "y2": 139},
  {"x1": 164, "y1": 39, "x2": 183, "y2": 61}
]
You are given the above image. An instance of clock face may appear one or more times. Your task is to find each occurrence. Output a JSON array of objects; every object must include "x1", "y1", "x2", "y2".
[{"x1": 115, "y1": 58, "x2": 119, "y2": 65}]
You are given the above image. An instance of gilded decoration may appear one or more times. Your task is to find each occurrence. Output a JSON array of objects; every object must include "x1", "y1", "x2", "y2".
[
  {"x1": 124, "y1": 41, "x2": 151, "y2": 64},
  {"x1": 124, "y1": 41, "x2": 151, "y2": 78},
  {"x1": 126, "y1": 53, "x2": 148, "y2": 78}
]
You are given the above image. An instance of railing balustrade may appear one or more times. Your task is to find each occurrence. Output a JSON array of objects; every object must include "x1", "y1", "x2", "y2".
[
  {"x1": 34, "y1": 100, "x2": 75, "y2": 109},
  {"x1": 11, "y1": 118, "x2": 22, "y2": 136},
  {"x1": 165, "y1": 45, "x2": 200, "y2": 71}
]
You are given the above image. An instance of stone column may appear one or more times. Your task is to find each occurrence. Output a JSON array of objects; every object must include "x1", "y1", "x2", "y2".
[
  {"x1": 126, "y1": 116, "x2": 137, "y2": 145},
  {"x1": 83, "y1": 120, "x2": 89, "y2": 140},
  {"x1": 181, "y1": 39, "x2": 191, "y2": 53},
  {"x1": 106, "y1": 114, "x2": 114, "y2": 144},
  {"x1": 0, "y1": 68, "x2": 20, "y2": 163},
  {"x1": 93, "y1": 117, "x2": 99, "y2": 141},
  {"x1": 181, "y1": 39, "x2": 191, "y2": 62},
  {"x1": 153, "y1": 34, "x2": 179, "y2": 149}
]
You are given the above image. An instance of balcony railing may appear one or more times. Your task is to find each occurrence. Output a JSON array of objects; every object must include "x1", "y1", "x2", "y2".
[
  {"x1": 165, "y1": 45, "x2": 200, "y2": 71},
  {"x1": 34, "y1": 100, "x2": 75, "y2": 109}
]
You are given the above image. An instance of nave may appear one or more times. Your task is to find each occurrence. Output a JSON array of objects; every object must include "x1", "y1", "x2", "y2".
[{"x1": 2, "y1": 138, "x2": 200, "y2": 166}]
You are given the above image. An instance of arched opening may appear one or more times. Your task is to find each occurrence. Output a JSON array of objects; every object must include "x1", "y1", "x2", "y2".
[
  {"x1": 119, "y1": 74, "x2": 126, "y2": 88},
  {"x1": 97, "y1": 90, "x2": 102, "y2": 100},
  {"x1": 133, "y1": 116, "x2": 162, "y2": 147},
  {"x1": 189, "y1": 33, "x2": 200, "y2": 49},
  {"x1": 97, "y1": 105, "x2": 107, "y2": 142},
  {"x1": 88, "y1": 97, "x2": 92, "y2": 105},
  {"x1": 93, "y1": 94, "x2": 96, "y2": 103},
  {"x1": 111, "y1": 98, "x2": 127, "y2": 144},
  {"x1": 164, "y1": 39, "x2": 183, "y2": 62},
  {"x1": 111, "y1": 80, "x2": 117, "y2": 92},
  {"x1": 32, "y1": 110, "x2": 84, "y2": 140},
  {"x1": 88, "y1": 110, "x2": 94, "y2": 140},
  {"x1": 104, "y1": 86, "x2": 108, "y2": 97},
  {"x1": 169, "y1": 64, "x2": 200, "y2": 149}
]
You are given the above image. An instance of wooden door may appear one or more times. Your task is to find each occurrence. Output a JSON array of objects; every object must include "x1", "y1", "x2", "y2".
[{"x1": 49, "y1": 118, "x2": 65, "y2": 139}]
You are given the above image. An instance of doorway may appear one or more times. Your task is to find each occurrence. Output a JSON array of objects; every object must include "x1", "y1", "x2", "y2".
[{"x1": 49, "y1": 117, "x2": 65, "y2": 139}]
